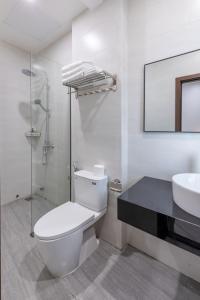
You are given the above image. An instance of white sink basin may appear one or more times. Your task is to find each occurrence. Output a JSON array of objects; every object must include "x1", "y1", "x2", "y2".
[{"x1": 172, "y1": 173, "x2": 200, "y2": 219}]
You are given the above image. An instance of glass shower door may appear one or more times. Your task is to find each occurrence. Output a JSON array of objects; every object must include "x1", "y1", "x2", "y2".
[{"x1": 30, "y1": 54, "x2": 71, "y2": 232}]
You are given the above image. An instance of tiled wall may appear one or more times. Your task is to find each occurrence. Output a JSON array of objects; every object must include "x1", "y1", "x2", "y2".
[
  {"x1": 127, "y1": 0, "x2": 200, "y2": 184},
  {"x1": 0, "y1": 41, "x2": 31, "y2": 204},
  {"x1": 71, "y1": 0, "x2": 122, "y2": 179},
  {"x1": 0, "y1": 35, "x2": 72, "y2": 207},
  {"x1": 31, "y1": 34, "x2": 72, "y2": 207},
  {"x1": 71, "y1": 0, "x2": 126, "y2": 249}
]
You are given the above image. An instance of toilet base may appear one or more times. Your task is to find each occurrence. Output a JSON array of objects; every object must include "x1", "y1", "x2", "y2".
[
  {"x1": 79, "y1": 226, "x2": 99, "y2": 266},
  {"x1": 59, "y1": 226, "x2": 99, "y2": 278}
]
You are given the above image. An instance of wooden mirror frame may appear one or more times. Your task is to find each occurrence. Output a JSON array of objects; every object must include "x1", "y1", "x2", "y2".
[{"x1": 175, "y1": 73, "x2": 200, "y2": 132}]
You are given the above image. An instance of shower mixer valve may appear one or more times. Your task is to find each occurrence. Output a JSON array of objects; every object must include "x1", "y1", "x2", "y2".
[
  {"x1": 43, "y1": 144, "x2": 55, "y2": 149},
  {"x1": 43, "y1": 144, "x2": 55, "y2": 152}
]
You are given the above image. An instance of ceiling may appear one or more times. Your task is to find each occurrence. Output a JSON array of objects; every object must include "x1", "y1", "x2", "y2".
[{"x1": 0, "y1": 0, "x2": 103, "y2": 53}]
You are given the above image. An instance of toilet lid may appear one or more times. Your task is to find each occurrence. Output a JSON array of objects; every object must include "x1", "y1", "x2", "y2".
[{"x1": 34, "y1": 202, "x2": 95, "y2": 240}]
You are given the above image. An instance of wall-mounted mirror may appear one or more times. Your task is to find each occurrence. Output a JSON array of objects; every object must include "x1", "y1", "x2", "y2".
[{"x1": 144, "y1": 49, "x2": 200, "y2": 132}]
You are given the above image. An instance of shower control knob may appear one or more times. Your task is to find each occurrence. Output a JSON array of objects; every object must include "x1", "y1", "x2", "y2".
[{"x1": 43, "y1": 144, "x2": 55, "y2": 150}]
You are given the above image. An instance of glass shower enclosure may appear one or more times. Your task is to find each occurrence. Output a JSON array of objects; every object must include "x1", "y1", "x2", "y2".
[{"x1": 29, "y1": 53, "x2": 71, "y2": 233}]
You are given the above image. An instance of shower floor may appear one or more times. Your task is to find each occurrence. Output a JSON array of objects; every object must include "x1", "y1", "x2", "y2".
[
  {"x1": 31, "y1": 195, "x2": 56, "y2": 228},
  {"x1": 2, "y1": 199, "x2": 200, "y2": 300}
]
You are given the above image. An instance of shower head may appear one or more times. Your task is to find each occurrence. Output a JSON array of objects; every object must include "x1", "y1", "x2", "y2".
[
  {"x1": 34, "y1": 99, "x2": 49, "y2": 113},
  {"x1": 22, "y1": 69, "x2": 36, "y2": 77}
]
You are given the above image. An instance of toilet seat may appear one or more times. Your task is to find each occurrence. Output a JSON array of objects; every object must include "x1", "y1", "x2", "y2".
[{"x1": 34, "y1": 202, "x2": 95, "y2": 241}]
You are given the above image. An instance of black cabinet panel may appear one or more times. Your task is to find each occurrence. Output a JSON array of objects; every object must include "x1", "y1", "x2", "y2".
[
  {"x1": 118, "y1": 200, "x2": 167, "y2": 237},
  {"x1": 118, "y1": 177, "x2": 200, "y2": 256}
]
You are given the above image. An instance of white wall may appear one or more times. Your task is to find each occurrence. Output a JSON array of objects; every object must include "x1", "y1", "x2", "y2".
[
  {"x1": 39, "y1": 34, "x2": 72, "y2": 66},
  {"x1": 70, "y1": 0, "x2": 200, "y2": 281},
  {"x1": 127, "y1": 0, "x2": 200, "y2": 183},
  {"x1": 71, "y1": 0, "x2": 127, "y2": 249},
  {"x1": 128, "y1": 226, "x2": 200, "y2": 283},
  {"x1": 0, "y1": 41, "x2": 31, "y2": 204},
  {"x1": 127, "y1": 0, "x2": 200, "y2": 282},
  {"x1": 71, "y1": 0, "x2": 122, "y2": 179}
]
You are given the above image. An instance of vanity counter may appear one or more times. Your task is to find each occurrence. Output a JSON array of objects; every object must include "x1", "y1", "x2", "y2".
[
  {"x1": 118, "y1": 176, "x2": 200, "y2": 227},
  {"x1": 118, "y1": 177, "x2": 200, "y2": 256}
]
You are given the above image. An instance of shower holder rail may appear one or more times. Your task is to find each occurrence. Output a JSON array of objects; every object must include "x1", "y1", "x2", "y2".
[{"x1": 63, "y1": 70, "x2": 117, "y2": 97}]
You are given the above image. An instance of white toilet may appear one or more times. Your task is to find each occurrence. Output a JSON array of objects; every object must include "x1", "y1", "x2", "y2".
[{"x1": 34, "y1": 170, "x2": 108, "y2": 277}]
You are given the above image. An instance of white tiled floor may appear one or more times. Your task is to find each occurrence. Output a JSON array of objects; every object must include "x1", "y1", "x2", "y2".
[{"x1": 2, "y1": 199, "x2": 200, "y2": 300}]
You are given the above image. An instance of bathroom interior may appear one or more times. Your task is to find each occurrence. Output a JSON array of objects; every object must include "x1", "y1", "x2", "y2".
[{"x1": 1, "y1": 0, "x2": 200, "y2": 299}]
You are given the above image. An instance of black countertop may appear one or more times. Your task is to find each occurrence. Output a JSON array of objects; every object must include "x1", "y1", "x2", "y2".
[{"x1": 119, "y1": 177, "x2": 200, "y2": 228}]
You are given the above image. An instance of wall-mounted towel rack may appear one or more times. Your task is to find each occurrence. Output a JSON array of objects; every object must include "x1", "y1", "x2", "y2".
[{"x1": 62, "y1": 70, "x2": 117, "y2": 98}]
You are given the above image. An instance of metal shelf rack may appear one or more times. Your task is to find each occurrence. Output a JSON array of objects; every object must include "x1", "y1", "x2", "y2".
[
  {"x1": 62, "y1": 70, "x2": 117, "y2": 98},
  {"x1": 25, "y1": 130, "x2": 41, "y2": 138}
]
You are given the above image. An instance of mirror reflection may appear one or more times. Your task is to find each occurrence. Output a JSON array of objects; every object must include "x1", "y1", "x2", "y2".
[{"x1": 144, "y1": 50, "x2": 200, "y2": 132}]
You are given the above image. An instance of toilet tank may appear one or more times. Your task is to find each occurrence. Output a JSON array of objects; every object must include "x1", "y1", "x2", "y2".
[{"x1": 74, "y1": 170, "x2": 108, "y2": 212}]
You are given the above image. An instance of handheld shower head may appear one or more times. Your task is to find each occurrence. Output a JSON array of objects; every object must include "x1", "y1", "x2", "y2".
[
  {"x1": 34, "y1": 99, "x2": 41, "y2": 105},
  {"x1": 22, "y1": 69, "x2": 36, "y2": 77},
  {"x1": 34, "y1": 99, "x2": 49, "y2": 113}
]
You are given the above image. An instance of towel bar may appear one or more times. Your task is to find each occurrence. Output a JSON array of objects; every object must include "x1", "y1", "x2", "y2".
[{"x1": 63, "y1": 70, "x2": 117, "y2": 98}]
